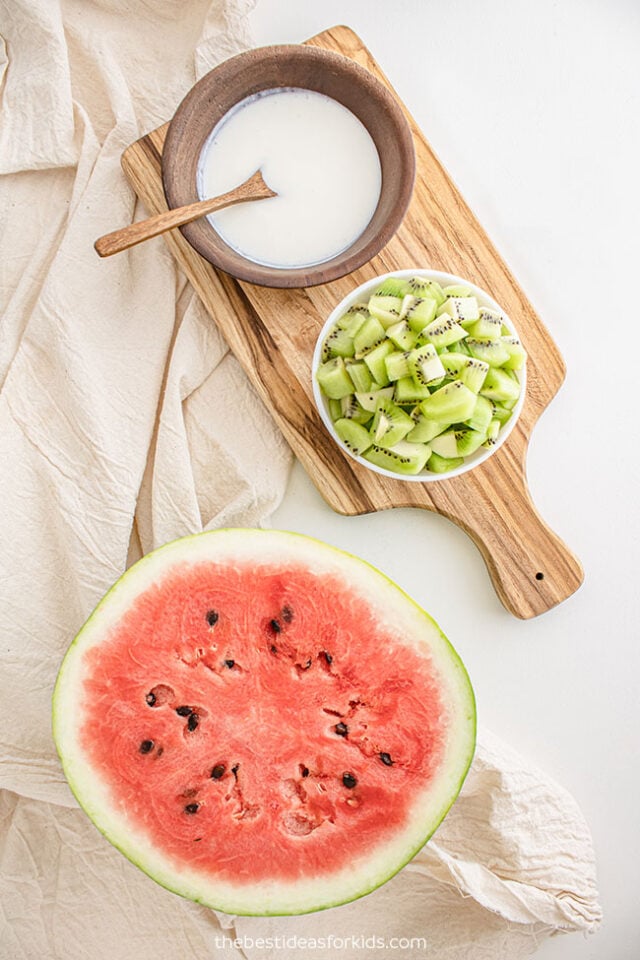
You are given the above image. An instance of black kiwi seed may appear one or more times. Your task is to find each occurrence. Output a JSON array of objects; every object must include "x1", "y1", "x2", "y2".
[
  {"x1": 379, "y1": 752, "x2": 393, "y2": 766},
  {"x1": 211, "y1": 764, "x2": 226, "y2": 780},
  {"x1": 342, "y1": 772, "x2": 357, "y2": 789},
  {"x1": 206, "y1": 610, "x2": 219, "y2": 626},
  {"x1": 224, "y1": 659, "x2": 235, "y2": 669},
  {"x1": 176, "y1": 705, "x2": 193, "y2": 717},
  {"x1": 187, "y1": 713, "x2": 199, "y2": 732},
  {"x1": 139, "y1": 740, "x2": 154, "y2": 754},
  {"x1": 269, "y1": 618, "x2": 282, "y2": 633},
  {"x1": 184, "y1": 802, "x2": 200, "y2": 814},
  {"x1": 334, "y1": 722, "x2": 348, "y2": 737},
  {"x1": 145, "y1": 692, "x2": 157, "y2": 707}
]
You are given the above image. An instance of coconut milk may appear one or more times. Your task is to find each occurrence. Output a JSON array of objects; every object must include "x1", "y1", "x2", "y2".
[{"x1": 197, "y1": 88, "x2": 382, "y2": 269}]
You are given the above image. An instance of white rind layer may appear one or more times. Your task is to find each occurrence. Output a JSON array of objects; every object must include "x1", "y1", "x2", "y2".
[{"x1": 53, "y1": 528, "x2": 476, "y2": 916}]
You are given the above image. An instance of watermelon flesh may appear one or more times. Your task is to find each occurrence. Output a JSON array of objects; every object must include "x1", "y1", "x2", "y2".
[{"x1": 53, "y1": 530, "x2": 475, "y2": 915}]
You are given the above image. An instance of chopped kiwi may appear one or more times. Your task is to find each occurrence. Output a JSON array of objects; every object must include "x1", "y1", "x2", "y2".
[
  {"x1": 437, "y1": 296, "x2": 480, "y2": 322},
  {"x1": 353, "y1": 316, "x2": 386, "y2": 355},
  {"x1": 394, "y1": 376, "x2": 433, "y2": 404},
  {"x1": 480, "y1": 367, "x2": 521, "y2": 403},
  {"x1": 465, "y1": 338, "x2": 511, "y2": 367},
  {"x1": 355, "y1": 386, "x2": 394, "y2": 412},
  {"x1": 362, "y1": 340, "x2": 395, "y2": 385},
  {"x1": 367, "y1": 295, "x2": 403, "y2": 327},
  {"x1": 442, "y1": 284, "x2": 473, "y2": 297},
  {"x1": 334, "y1": 418, "x2": 373, "y2": 456},
  {"x1": 420, "y1": 316, "x2": 468, "y2": 349},
  {"x1": 317, "y1": 275, "x2": 526, "y2": 476},
  {"x1": 403, "y1": 297, "x2": 438, "y2": 332},
  {"x1": 322, "y1": 326, "x2": 356, "y2": 360},
  {"x1": 427, "y1": 451, "x2": 465, "y2": 474},
  {"x1": 345, "y1": 360, "x2": 373, "y2": 393},
  {"x1": 384, "y1": 351, "x2": 412, "y2": 383},
  {"x1": 364, "y1": 441, "x2": 431, "y2": 476},
  {"x1": 402, "y1": 277, "x2": 446, "y2": 305},
  {"x1": 501, "y1": 336, "x2": 526, "y2": 370},
  {"x1": 371, "y1": 399, "x2": 414, "y2": 448},
  {"x1": 385, "y1": 320, "x2": 417, "y2": 351},
  {"x1": 340, "y1": 395, "x2": 372, "y2": 425},
  {"x1": 466, "y1": 395, "x2": 494, "y2": 434},
  {"x1": 408, "y1": 343, "x2": 446, "y2": 385},
  {"x1": 371, "y1": 277, "x2": 407, "y2": 298},
  {"x1": 316, "y1": 357, "x2": 355, "y2": 399},
  {"x1": 419, "y1": 380, "x2": 478, "y2": 423}
]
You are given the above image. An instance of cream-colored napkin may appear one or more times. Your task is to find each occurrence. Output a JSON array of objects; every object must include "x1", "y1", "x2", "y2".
[{"x1": 0, "y1": 2, "x2": 601, "y2": 957}]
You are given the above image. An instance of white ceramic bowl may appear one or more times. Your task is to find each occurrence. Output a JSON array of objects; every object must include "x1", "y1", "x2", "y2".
[{"x1": 312, "y1": 269, "x2": 526, "y2": 482}]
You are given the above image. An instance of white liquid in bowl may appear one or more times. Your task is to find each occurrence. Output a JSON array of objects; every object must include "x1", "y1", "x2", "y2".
[{"x1": 197, "y1": 88, "x2": 382, "y2": 269}]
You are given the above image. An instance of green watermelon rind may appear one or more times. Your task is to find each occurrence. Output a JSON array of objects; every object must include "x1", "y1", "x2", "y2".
[{"x1": 52, "y1": 528, "x2": 476, "y2": 916}]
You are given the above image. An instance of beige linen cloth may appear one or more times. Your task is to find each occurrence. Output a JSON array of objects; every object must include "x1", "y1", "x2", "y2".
[{"x1": 0, "y1": 2, "x2": 601, "y2": 957}]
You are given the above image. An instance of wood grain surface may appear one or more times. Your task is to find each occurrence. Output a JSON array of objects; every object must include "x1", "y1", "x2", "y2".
[{"x1": 120, "y1": 25, "x2": 583, "y2": 619}]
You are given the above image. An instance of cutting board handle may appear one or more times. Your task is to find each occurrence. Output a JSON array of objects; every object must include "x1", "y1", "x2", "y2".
[{"x1": 433, "y1": 477, "x2": 584, "y2": 619}]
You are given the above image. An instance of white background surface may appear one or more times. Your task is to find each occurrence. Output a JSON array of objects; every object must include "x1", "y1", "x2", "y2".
[{"x1": 250, "y1": 2, "x2": 640, "y2": 959}]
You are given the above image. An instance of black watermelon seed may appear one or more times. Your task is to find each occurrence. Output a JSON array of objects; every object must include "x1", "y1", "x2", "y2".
[
  {"x1": 231, "y1": 764, "x2": 239, "y2": 779},
  {"x1": 176, "y1": 705, "x2": 193, "y2": 717},
  {"x1": 269, "y1": 618, "x2": 282, "y2": 633},
  {"x1": 139, "y1": 740, "x2": 154, "y2": 754},
  {"x1": 342, "y1": 772, "x2": 357, "y2": 789},
  {"x1": 379, "y1": 752, "x2": 393, "y2": 766},
  {"x1": 270, "y1": 644, "x2": 278, "y2": 654},
  {"x1": 282, "y1": 605, "x2": 294, "y2": 623},
  {"x1": 184, "y1": 802, "x2": 200, "y2": 814},
  {"x1": 334, "y1": 722, "x2": 349, "y2": 737},
  {"x1": 211, "y1": 764, "x2": 226, "y2": 780},
  {"x1": 206, "y1": 610, "x2": 219, "y2": 626},
  {"x1": 145, "y1": 692, "x2": 157, "y2": 707},
  {"x1": 300, "y1": 766, "x2": 310, "y2": 778},
  {"x1": 187, "y1": 713, "x2": 199, "y2": 732},
  {"x1": 322, "y1": 651, "x2": 333, "y2": 665},
  {"x1": 224, "y1": 659, "x2": 235, "y2": 669}
]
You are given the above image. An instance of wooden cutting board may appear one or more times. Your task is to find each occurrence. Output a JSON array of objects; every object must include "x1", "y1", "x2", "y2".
[{"x1": 121, "y1": 25, "x2": 583, "y2": 619}]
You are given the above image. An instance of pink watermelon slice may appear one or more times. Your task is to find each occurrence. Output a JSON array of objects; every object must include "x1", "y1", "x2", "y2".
[{"x1": 53, "y1": 529, "x2": 475, "y2": 915}]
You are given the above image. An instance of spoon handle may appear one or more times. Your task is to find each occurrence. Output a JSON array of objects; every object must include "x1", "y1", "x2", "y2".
[{"x1": 94, "y1": 170, "x2": 275, "y2": 258}]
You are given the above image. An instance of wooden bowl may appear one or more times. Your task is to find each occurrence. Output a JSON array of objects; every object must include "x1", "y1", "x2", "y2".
[{"x1": 162, "y1": 44, "x2": 416, "y2": 288}]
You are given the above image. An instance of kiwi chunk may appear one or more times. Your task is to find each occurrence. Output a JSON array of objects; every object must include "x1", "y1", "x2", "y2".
[
  {"x1": 386, "y1": 320, "x2": 417, "y2": 351},
  {"x1": 316, "y1": 357, "x2": 355, "y2": 399},
  {"x1": 362, "y1": 340, "x2": 395, "y2": 385},
  {"x1": 355, "y1": 386, "x2": 394, "y2": 412},
  {"x1": 371, "y1": 399, "x2": 414, "y2": 448},
  {"x1": 437, "y1": 297, "x2": 480, "y2": 322},
  {"x1": 346, "y1": 361, "x2": 373, "y2": 393},
  {"x1": 367, "y1": 295, "x2": 403, "y2": 327},
  {"x1": 334, "y1": 418, "x2": 373, "y2": 456},
  {"x1": 364, "y1": 441, "x2": 431, "y2": 476},
  {"x1": 480, "y1": 368, "x2": 521, "y2": 403},
  {"x1": 427, "y1": 451, "x2": 465, "y2": 474},
  {"x1": 419, "y1": 380, "x2": 478, "y2": 423},
  {"x1": 353, "y1": 316, "x2": 386, "y2": 355},
  {"x1": 420, "y1": 316, "x2": 468, "y2": 350},
  {"x1": 466, "y1": 338, "x2": 511, "y2": 367}
]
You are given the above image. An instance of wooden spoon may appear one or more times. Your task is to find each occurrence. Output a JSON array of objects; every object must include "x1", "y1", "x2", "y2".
[{"x1": 94, "y1": 169, "x2": 276, "y2": 258}]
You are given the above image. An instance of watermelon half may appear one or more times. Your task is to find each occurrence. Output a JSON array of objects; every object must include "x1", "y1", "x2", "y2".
[{"x1": 53, "y1": 529, "x2": 475, "y2": 915}]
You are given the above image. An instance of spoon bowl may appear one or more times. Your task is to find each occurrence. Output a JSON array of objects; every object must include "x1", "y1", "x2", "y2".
[{"x1": 162, "y1": 44, "x2": 416, "y2": 288}]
